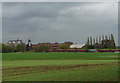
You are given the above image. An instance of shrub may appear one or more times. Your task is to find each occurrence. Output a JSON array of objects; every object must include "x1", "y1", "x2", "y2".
[
  {"x1": 16, "y1": 43, "x2": 26, "y2": 52},
  {"x1": 7, "y1": 44, "x2": 15, "y2": 52},
  {"x1": 34, "y1": 44, "x2": 50, "y2": 52},
  {"x1": 59, "y1": 44, "x2": 70, "y2": 49},
  {"x1": 1, "y1": 43, "x2": 8, "y2": 53},
  {"x1": 86, "y1": 49, "x2": 89, "y2": 52}
]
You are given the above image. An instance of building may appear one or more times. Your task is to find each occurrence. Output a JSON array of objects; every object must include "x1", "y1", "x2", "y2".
[
  {"x1": 7, "y1": 39, "x2": 23, "y2": 46},
  {"x1": 32, "y1": 42, "x2": 73, "y2": 50},
  {"x1": 26, "y1": 39, "x2": 32, "y2": 51},
  {"x1": 70, "y1": 44, "x2": 85, "y2": 49}
]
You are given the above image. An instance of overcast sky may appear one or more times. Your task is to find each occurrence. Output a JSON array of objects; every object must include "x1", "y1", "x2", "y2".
[{"x1": 2, "y1": 2, "x2": 118, "y2": 44}]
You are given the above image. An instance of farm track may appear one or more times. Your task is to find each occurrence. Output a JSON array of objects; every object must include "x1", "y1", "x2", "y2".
[{"x1": 3, "y1": 62, "x2": 117, "y2": 77}]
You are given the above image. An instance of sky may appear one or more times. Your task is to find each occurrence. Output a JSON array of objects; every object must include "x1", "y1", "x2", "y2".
[{"x1": 2, "y1": 2, "x2": 118, "y2": 45}]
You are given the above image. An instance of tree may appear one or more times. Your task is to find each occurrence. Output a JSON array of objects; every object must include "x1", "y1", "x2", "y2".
[
  {"x1": 16, "y1": 44, "x2": 21, "y2": 52},
  {"x1": 16, "y1": 43, "x2": 26, "y2": 52},
  {"x1": 94, "y1": 43, "x2": 101, "y2": 49},
  {"x1": 90, "y1": 36, "x2": 92, "y2": 45},
  {"x1": 93, "y1": 37, "x2": 95, "y2": 45},
  {"x1": 109, "y1": 35, "x2": 111, "y2": 40},
  {"x1": 89, "y1": 36, "x2": 94, "y2": 49},
  {"x1": 87, "y1": 37, "x2": 89, "y2": 45},
  {"x1": 7, "y1": 44, "x2": 15, "y2": 52},
  {"x1": 110, "y1": 34, "x2": 116, "y2": 49},
  {"x1": 34, "y1": 44, "x2": 50, "y2": 52},
  {"x1": 0, "y1": 43, "x2": 1, "y2": 53},
  {"x1": 99, "y1": 36, "x2": 101, "y2": 44},
  {"x1": 102, "y1": 35, "x2": 104, "y2": 41},
  {"x1": 96, "y1": 36, "x2": 98, "y2": 44},
  {"x1": 59, "y1": 44, "x2": 70, "y2": 49},
  {"x1": 104, "y1": 35, "x2": 108, "y2": 48},
  {"x1": 105, "y1": 35, "x2": 108, "y2": 41},
  {"x1": 1, "y1": 43, "x2": 8, "y2": 53},
  {"x1": 20, "y1": 43, "x2": 26, "y2": 52},
  {"x1": 85, "y1": 37, "x2": 90, "y2": 49}
]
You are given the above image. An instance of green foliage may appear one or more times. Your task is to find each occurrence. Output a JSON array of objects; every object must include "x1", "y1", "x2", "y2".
[
  {"x1": 1, "y1": 43, "x2": 26, "y2": 53},
  {"x1": 96, "y1": 36, "x2": 98, "y2": 44},
  {"x1": 0, "y1": 43, "x2": 2, "y2": 53},
  {"x1": 16, "y1": 44, "x2": 21, "y2": 52},
  {"x1": 110, "y1": 34, "x2": 116, "y2": 49},
  {"x1": 105, "y1": 35, "x2": 108, "y2": 41},
  {"x1": 1, "y1": 43, "x2": 8, "y2": 53},
  {"x1": 86, "y1": 37, "x2": 89, "y2": 45},
  {"x1": 89, "y1": 45, "x2": 94, "y2": 49},
  {"x1": 99, "y1": 36, "x2": 101, "y2": 44},
  {"x1": 102, "y1": 35, "x2": 104, "y2": 40},
  {"x1": 93, "y1": 37, "x2": 95, "y2": 45},
  {"x1": 59, "y1": 44, "x2": 70, "y2": 49},
  {"x1": 7, "y1": 44, "x2": 15, "y2": 52},
  {"x1": 84, "y1": 37, "x2": 91, "y2": 49},
  {"x1": 85, "y1": 34, "x2": 116, "y2": 49},
  {"x1": 16, "y1": 43, "x2": 26, "y2": 52},
  {"x1": 85, "y1": 48, "x2": 89, "y2": 52},
  {"x1": 90, "y1": 36, "x2": 92, "y2": 45},
  {"x1": 34, "y1": 44, "x2": 50, "y2": 52}
]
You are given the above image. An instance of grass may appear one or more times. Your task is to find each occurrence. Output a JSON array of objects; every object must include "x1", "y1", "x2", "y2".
[
  {"x1": 2, "y1": 52, "x2": 119, "y2": 81},
  {"x1": 2, "y1": 52, "x2": 119, "y2": 60}
]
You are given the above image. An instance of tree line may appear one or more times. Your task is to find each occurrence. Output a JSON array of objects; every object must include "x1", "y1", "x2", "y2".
[
  {"x1": 83, "y1": 34, "x2": 116, "y2": 49},
  {"x1": 1, "y1": 43, "x2": 26, "y2": 53},
  {"x1": 0, "y1": 43, "x2": 70, "y2": 53},
  {"x1": 1, "y1": 34, "x2": 116, "y2": 53}
]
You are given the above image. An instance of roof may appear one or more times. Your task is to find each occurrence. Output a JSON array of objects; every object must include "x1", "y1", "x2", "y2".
[{"x1": 70, "y1": 44, "x2": 85, "y2": 48}]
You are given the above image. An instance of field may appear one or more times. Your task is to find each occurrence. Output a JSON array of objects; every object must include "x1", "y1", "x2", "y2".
[{"x1": 2, "y1": 52, "x2": 119, "y2": 81}]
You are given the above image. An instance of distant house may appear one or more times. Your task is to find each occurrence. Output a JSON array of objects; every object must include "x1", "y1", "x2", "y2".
[
  {"x1": 70, "y1": 44, "x2": 85, "y2": 49},
  {"x1": 32, "y1": 42, "x2": 73, "y2": 50},
  {"x1": 7, "y1": 39, "x2": 23, "y2": 46}
]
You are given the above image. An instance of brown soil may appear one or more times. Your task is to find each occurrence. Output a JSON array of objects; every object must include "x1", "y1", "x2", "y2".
[{"x1": 2, "y1": 62, "x2": 117, "y2": 77}]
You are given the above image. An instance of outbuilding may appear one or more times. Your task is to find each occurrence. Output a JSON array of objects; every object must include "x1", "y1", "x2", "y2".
[{"x1": 70, "y1": 44, "x2": 85, "y2": 49}]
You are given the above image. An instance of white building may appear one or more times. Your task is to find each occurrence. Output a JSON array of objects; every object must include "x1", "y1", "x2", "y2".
[
  {"x1": 7, "y1": 39, "x2": 23, "y2": 45},
  {"x1": 70, "y1": 44, "x2": 85, "y2": 49}
]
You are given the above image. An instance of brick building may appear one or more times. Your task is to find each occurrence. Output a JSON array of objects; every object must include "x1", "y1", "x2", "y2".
[{"x1": 32, "y1": 42, "x2": 73, "y2": 50}]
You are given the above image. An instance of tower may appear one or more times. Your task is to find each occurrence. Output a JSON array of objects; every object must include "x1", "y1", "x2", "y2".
[
  {"x1": 26, "y1": 39, "x2": 32, "y2": 51},
  {"x1": 28, "y1": 39, "x2": 31, "y2": 47}
]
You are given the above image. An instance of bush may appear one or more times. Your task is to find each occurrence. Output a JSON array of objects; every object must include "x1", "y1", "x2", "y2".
[
  {"x1": 1, "y1": 43, "x2": 8, "y2": 53},
  {"x1": 59, "y1": 44, "x2": 70, "y2": 49},
  {"x1": 16, "y1": 43, "x2": 26, "y2": 52},
  {"x1": 86, "y1": 49, "x2": 89, "y2": 52},
  {"x1": 7, "y1": 44, "x2": 15, "y2": 52},
  {"x1": 34, "y1": 44, "x2": 50, "y2": 52}
]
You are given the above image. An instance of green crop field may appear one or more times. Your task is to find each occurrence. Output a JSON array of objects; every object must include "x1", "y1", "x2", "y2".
[{"x1": 2, "y1": 52, "x2": 119, "y2": 81}]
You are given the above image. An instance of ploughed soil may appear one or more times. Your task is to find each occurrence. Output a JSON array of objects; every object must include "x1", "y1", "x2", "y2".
[{"x1": 2, "y1": 62, "x2": 117, "y2": 77}]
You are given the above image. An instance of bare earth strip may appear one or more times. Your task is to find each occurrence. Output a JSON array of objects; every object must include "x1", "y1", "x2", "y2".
[{"x1": 3, "y1": 62, "x2": 117, "y2": 77}]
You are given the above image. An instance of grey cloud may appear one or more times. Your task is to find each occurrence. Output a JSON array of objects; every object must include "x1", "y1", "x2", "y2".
[{"x1": 2, "y1": 2, "x2": 118, "y2": 45}]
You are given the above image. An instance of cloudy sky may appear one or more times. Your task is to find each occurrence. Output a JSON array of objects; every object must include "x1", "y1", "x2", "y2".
[{"x1": 2, "y1": 2, "x2": 118, "y2": 44}]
